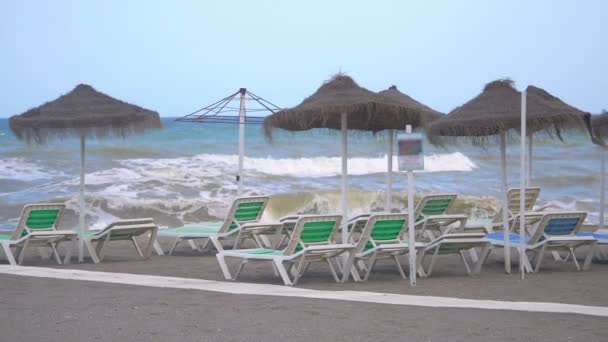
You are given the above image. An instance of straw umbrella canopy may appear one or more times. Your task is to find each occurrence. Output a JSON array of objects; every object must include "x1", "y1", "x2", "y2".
[
  {"x1": 592, "y1": 111, "x2": 608, "y2": 230},
  {"x1": 9, "y1": 84, "x2": 162, "y2": 262},
  {"x1": 264, "y1": 74, "x2": 434, "y2": 285},
  {"x1": 428, "y1": 79, "x2": 592, "y2": 274},
  {"x1": 377, "y1": 85, "x2": 443, "y2": 210}
]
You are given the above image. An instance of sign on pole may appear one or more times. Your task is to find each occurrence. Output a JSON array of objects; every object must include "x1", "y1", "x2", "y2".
[
  {"x1": 398, "y1": 128, "x2": 424, "y2": 286},
  {"x1": 398, "y1": 133, "x2": 424, "y2": 171}
]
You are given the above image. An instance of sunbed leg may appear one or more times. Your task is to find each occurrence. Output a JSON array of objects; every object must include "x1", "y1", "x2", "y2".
[
  {"x1": 416, "y1": 249, "x2": 428, "y2": 278},
  {"x1": 234, "y1": 260, "x2": 247, "y2": 279},
  {"x1": 459, "y1": 250, "x2": 472, "y2": 275},
  {"x1": 257, "y1": 235, "x2": 273, "y2": 249},
  {"x1": 273, "y1": 259, "x2": 293, "y2": 286},
  {"x1": 426, "y1": 248, "x2": 441, "y2": 277},
  {"x1": 96, "y1": 236, "x2": 109, "y2": 261},
  {"x1": 63, "y1": 236, "x2": 76, "y2": 264},
  {"x1": 393, "y1": 255, "x2": 407, "y2": 280},
  {"x1": 521, "y1": 250, "x2": 534, "y2": 273},
  {"x1": 534, "y1": 245, "x2": 547, "y2": 273},
  {"x1": 18, "y1": 240, "x2": 29, "y2": 265},
  {"x1": 200, "y1": 239, "x2": 211, "y2": 252},
  {"x1": 50, "y1": 243, "x2": 62, "y2": 264},
  {"x1": 473, "y1": 244, "x2": 491, "y2": 274},
  {"x1": 350, "y1": 260, "x2": 363, "y2": 282},
  {"x1": 551, "y1": 251, "x2": 567, "y2": 262},
  {"x1": 131, "y1": 237, "x2": 144, "y2": 257},
  {"x1": 341, "y1": 252, "x2": 356, "y2": 283},
  {"x1": 144, "y1": 229, "x2": 158, "y2": 258},
  {"x1": 468, "y1": 248, "x2": 479, "y2": 264},
  {"x1": 363, "y1": 254, "x2": 378, "y2": 281},
  {"x1": 168, "y1": 238, "x2": 181, "y2": 255},
  {"x1": 583, "y1": 243, "x2": 596, "y2": 270},
  {"x1": 1, "y1": 243, "x2": 17, "y2": 266},
  {"x1": 209, "y1": 236, "x2": 224, "y2": 252},
  {"x1": 152, "y1": 240, "x2": 165, "y2": 256},
  {"x1": 234, "y1": 230, "x2": 244, "y2": 249},
  {"x1": 326, "y1": 259, "x2": 340, "y2": 283},
  {"x1": 216, "y1": 253, "x2": 233, "y2": 280},
  {"x1": 569, "y1": 247, "x2": 581, "y2": 271},
  {"x1": 187, "y1": 239, "x2": 201, "y2": 251},
  {"x1": 84, "y1": 240, "x2": 100, "y2": 264},
  {"x1": 292, "y1": 257, "x2": 308, "y2": 285}
]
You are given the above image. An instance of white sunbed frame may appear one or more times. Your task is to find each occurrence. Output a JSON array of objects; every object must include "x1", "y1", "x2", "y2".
[
  {"x1": 82, "y1": 218, "x2": 159, "y2": 263},
  {"x1": 484, "y1": 212, "x2": 597, "y2": 272},
  {"x1": 0, "y1": 203, "x2": 77, "y2": 265},
  {"x1": 156, "y1": 196, "x2": 283, "y2": 255},
  {"x1": 217, "y1": 215, "x2": 356, "y2": 286}
]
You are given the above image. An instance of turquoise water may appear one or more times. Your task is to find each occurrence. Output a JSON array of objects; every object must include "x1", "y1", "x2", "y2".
[{"x1": 0, "y1": 117, "x2": 604, "y2": 229}]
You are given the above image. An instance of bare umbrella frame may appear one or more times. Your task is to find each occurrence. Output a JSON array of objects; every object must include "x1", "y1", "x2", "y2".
[
  {"x1": 175, "y1": 88, "x2": 281, "y2": 195},
  {"x1": 9, "y1": 84, "x2": 162, "y2": 262}
]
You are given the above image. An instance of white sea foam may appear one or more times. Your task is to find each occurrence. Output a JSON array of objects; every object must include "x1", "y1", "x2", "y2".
[
  {"x1": 0, "y1": 158, "x2": 66, "y2": 181},
  {"x1": 138, "y1": 152, "x2": 478, "y2": 178}
]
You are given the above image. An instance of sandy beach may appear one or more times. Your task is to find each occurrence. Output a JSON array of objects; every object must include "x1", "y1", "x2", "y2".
[{"x1": 1, "y1": 238, "x2": 608, "y2": 341}]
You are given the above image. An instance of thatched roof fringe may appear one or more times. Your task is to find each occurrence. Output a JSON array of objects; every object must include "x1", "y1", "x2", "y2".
[{"x1": 9, "y1": 84, "x2": 162, "y2": 145}]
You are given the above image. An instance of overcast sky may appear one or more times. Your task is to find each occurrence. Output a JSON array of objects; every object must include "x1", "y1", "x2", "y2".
[{"x1": 1, "y1": 0, "x2": 606, "y2": 118}]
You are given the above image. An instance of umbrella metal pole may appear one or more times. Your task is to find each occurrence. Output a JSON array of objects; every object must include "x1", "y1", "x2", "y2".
[
  {"x1": 406, "y1": 125, "x2": 416, "y2": 287},
  {"x1": 527, "y1": 134, "x2": 532, "y2": 187},
  {"x1": 500, "y1": 131, "x2": 511, "y2": 273},
  {"x1": 601, "y1": 148, "x2": 606, "y2": 230},
  {"x1": 237, "y1": 89, "x2": 246, "y2": 195},
  {"x1": 386, "y1": 129, "x2": 394, "y2": 212},
  {"x1": 520, "y1": 90, "x2": 527, "y2": 279},
  {"x1": 78, "y1": 134, "x2": 86, "y2": 263},
  {"x1": 341, "y1": 113, "x2": 348, "y2": 243}
]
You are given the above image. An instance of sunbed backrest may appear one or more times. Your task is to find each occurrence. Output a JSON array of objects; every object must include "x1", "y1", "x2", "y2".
[
  {"x1": 529, "y1": 212, "x2": 586, "y2": 244},
  {"x1": 415, "y1": 194, "x2": 456, "y2": 221},
  {"x1": 356, "y1": 214, "x2": 407, "y2": 252},
  {"x1": 284, "y1": 215, "x2": 342, "y2": 256},
  {"x1": 11, "y1": 203, "x2": 65, "y2": 240},
  {"x1": 97, "y1": 218, "x2": 155, "y2": 240},
  {"x1": 218, "y1": 196, "x2": 269, "y2": 233},
  {"x1": 507, "y1": 187, "x2": 541, "y2": 214}
]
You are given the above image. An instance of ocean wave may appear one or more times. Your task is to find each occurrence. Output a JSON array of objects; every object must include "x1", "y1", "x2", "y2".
[
  {"x1": 0, "y1": 158, "x2": 67, "y2": 181},
  {"x1": 130, "y1": 152, "x2": 477, "y2": 178}
]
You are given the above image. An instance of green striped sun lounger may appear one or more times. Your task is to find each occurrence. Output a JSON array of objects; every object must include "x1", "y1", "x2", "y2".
[
  {"x1": 217, "y1": 215, "x2": 356, "y2": 286},
  {"x1": 157, "y1": 196, "x2": 283, "y2": 255},
  {"x1": 348, "y1": 213, "x2": 423, "y2": 281},
  {"x1": 0, "y1": 203, "x2": 77, "y2": 265},
  {"x1": 82, "y1": 218, "x2": 158, "y2": 263}
]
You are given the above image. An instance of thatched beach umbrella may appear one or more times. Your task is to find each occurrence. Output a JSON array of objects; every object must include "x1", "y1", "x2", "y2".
[
  {"x1": 9, "y1": 84, "x2": 162, "y2": 262},
  {"x1": 428, "y1": 79, "x2": 591, "y2": 274},
  {"x1": 378, "y1": 85, "x2": 443, "y2": 210},
  {"x1": 592, "y1": 111, "x2": 608, "y2": 229},
  {"x1": 264, "y1": 74, "x2": 431, "y2": 285}
]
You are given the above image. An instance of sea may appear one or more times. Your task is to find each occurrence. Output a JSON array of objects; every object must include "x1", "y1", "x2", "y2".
[{"x1": 0, "y1": 117, "x2": 604, "y2": 230}]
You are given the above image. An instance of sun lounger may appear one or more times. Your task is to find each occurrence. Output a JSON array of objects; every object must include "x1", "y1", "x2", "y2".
[
  {"x1": 157, "y1": 196, "x2": 283, "y2": 255},
  {"x1": 348, "y1": 213, "x2": 422, "y2": 281},
  {"x1": 217, "y1": 215, "x2": 356, "y2": 286},
  {"x1": 0, "y1": 203, "x2": 77, "y2": 265},
  {"x1": 82, "y1": 218, "x2": 158, "y2": 263},
  {"x1": 468, "y1": 187, "x2": 542, "y2": 233},
  {"x1": 485, "y1": 212, "x2": 597, "y2": 272}
]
